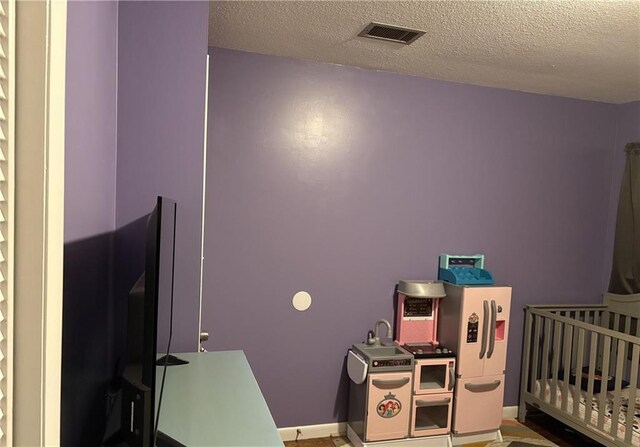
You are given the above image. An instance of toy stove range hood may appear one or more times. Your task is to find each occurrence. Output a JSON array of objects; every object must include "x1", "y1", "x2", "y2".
[{"x1": 397, "y1": 280, "x2": 445, "y2": 298}]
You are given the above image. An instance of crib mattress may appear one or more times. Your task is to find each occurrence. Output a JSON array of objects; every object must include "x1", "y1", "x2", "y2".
[{"x1": 535, "y1": 379, "x2": 640, "y2": 446}]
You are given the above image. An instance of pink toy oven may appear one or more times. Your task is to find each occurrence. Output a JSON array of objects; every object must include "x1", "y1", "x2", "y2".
[
  {"x1": 395, "y1": 280, "x2": 455, "y2": 439},
  {"x1": 409, "y1": 357, "x2": 455, "y2": 437}
]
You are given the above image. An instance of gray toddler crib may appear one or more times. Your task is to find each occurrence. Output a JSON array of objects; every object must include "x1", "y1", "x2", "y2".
[{"x1": 519, "y1": 293, "x2": 640, "y2": 447}]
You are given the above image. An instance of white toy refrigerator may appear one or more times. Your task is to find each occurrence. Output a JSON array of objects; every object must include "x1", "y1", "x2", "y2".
[{"x1": 437, "y1": 283, "x2": 511, "y2": 442}]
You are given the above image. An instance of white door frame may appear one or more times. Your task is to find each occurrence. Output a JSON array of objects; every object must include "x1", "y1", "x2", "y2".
[
  {"x1": 13, "y1": 0, "x2": 66, "y2": 445},
  {"x1": 198, "y1": 53, "x2": 210, "y2": 351}
]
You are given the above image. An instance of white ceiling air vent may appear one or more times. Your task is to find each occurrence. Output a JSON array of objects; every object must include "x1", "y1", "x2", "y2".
[{"x1": 358, "y1": 22, "x2": 425, "y2": 45}]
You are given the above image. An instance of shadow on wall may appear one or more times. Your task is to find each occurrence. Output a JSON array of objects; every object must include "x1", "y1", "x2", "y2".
[
  {"x1": 61, "y1": 214, "x2": 150, "y2": 447},
  {"x1": 61, "y1": 232, "x2": 114, "y2": 447},
  {"x1": 334, "y1": 355, "x2": 349, "y2": 421},
  {"x1": 112, "y1": 215, "x2": 150, "y2": 375}
]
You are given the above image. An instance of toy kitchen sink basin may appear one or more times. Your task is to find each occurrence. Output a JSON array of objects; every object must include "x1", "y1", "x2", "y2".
[
  {"x1": 354, "y1": 344, "x2": 408, "y2": 357},
  {"x1": 348, "y1": 343, "x2": 414, "y2": 383}
]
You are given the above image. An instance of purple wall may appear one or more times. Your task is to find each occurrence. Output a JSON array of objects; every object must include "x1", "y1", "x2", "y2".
[
  {"x1": 63, "y1": 1, "x2": 118, "y2": 445},
  {"x1": 602, "y1": 101, "x2": 640, "y2": 290},
  {"x1": 116, "y1": 1, "x2": 208, "y2": 352},
  {"x1": 203, "y1": 48, "x2": 620, "y2": 427},
  {"x1": 64, "y1": 0, "x2": 117, "y2": 243}
]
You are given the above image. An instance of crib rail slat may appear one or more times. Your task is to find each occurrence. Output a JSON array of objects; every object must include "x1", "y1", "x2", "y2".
[
  {"x1": 610, "y1": 339, "x2": 625, "y2": 439},
  {"x1": 624, "y1": 314, "x2": 632, "y2": 335},
  {"x1": 600, "y1": 309, "x2": 608, "y2": 330},
  {"x1": 551, "y1": 320, "x2": 562, "y2": 407},
  {"x1": 613, "y1": 313, "x2": 621, "y2": 331},
  {"x1": 610, "y1": 314, "x2": 620, "y2": 374},
  {"x1": 531, "y1": 314, "x2": 541, "y2": 398},
  {"x1": 623, "y1": 316, "x2": 632, "y2": 379},
  {"x1": 573, "y1": 327, "x2": 585, "y2": 418},
  {"x1": 597, "y1": 336, "x2": 611, "y2": 431},
  {"x1": 624, "y1": 344, "x2": 639, "y2": 446},
  {"x1": 541, "y1": 317, "x2": 552, "y2": 396},
  {"x1": 521, "y1": 309, "x2": 533, "y2": 406},
  {"x1": 562, "y1": 324, "x2": 573, "y2": 412},
  {"x1": 530, "y1": 314, "x2": 543, "y2": 397},
  {"x1": 585, "y1": 331, "x2": 598, "y2": 425},
  {"x1": 570, "y1": 312, "x2": 579, "y2": 375}
]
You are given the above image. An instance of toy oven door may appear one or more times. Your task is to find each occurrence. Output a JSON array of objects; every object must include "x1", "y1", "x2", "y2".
[
  {"x1": 410, "y1": 393, "x2": 452, "y2": 437},
  {"x1": 413, "y1": 358, "x2": 455, "y2": 395}
]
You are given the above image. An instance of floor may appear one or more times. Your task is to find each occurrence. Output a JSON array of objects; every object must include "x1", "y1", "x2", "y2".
[
  {"x1": 283, "y1": 413, "x2": 605, "y2": 447},
  {"x1": 283, "y1": 438, "x2": 342, "y2": 447},
  {"x1": 521, "y1": 410, "x2": 602, "y2": 447}
]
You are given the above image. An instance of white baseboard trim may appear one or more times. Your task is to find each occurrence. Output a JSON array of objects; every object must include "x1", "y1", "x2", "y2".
[
  {"x1": 278, "y1": 422, "x2": 347, "y2": 442},
  {"x1": 502, "y1": 406, "x2": 519, "y2": 419},
  {"x1": 279, "y1": 407, "x2": 519, "y2": 441}
]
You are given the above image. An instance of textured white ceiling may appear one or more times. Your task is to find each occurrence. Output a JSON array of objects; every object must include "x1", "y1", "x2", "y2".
[{"x1": 209, "y1": 1, "x2": 640, "y2": 104}]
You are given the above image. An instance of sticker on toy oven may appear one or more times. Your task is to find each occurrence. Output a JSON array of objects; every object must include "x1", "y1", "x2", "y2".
[{"x1": 377, "y1": 393, "x2": 402, "y2": 418}]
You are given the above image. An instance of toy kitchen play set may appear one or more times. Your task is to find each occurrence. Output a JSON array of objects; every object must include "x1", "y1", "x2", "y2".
[{"x1": 346, "y1": 255, "x2": 512, "y2": 447}]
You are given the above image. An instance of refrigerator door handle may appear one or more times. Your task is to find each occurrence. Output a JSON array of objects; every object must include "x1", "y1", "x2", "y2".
[
  {"x1": 488, "y1": 300, "x2": 497, "y2": 358},
  {"x1": 480, "y1": 300, "x2": 489, "y2": 359},
  {"x1": 464, "y1": 380, "x2": 501, "y2": 392},
  {"x1": 448, "y1": 364, "x2": 455, "y2": 391}
]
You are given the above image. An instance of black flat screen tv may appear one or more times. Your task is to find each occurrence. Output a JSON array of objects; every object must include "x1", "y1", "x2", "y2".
[{"x1": 120, "y1": 196, "x2": 184, "y2": 447}]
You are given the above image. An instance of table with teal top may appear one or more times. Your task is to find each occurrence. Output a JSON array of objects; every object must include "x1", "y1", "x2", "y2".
[{"x1": 155, "y1": 351, "x2": 283, "y2": 446}]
